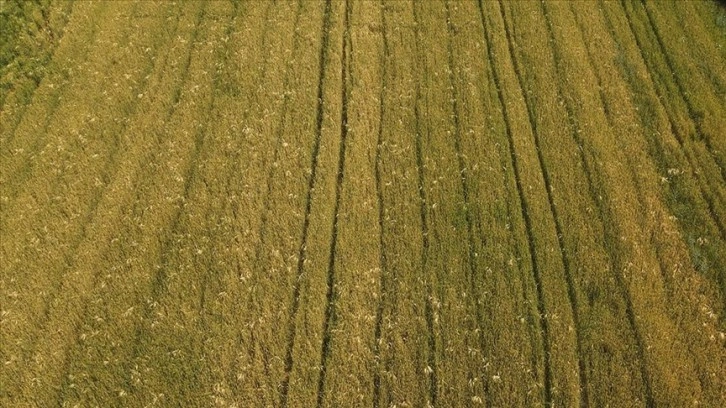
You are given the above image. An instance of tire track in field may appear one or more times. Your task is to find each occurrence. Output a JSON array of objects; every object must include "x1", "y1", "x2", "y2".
[
  {"x1": 0, "y1": 2, "x2": 111, "y2": 207},
  {"x1": 494, "y1": 0, "x2": 560, "y2": 404},
  {"x1": 214, "y1": 1, "x2": 276, "y2": 397},
  {"x1": 614, "y1": 0, "x2": 726, "y2": 314},
  {"x1": 8, "y1": 3, "x2": 186, "y2": 403},
  {"x1": 193, "y1": 0, "x2": 249, "y2": 350},
  {"x1": 2, "y1": 1, "x2": 77, "y2": 147},
  {"x1": 566, "y1": 4, "x2": 615, "y2": 130},
  {"x1": 572, "y1": 2, "x2": 718, "y2": 387},
  {"x1": 132, "y1": 3, "x2": 209, "y2": 309},
  {"x1": 540, "y1": 4, "x2": 655, "y2": 406},
  {"x1": 671, "y1": 2, "x2": 726, "y2": 99},
  {"x1": 639, "y1": 1, "x2": 726, "y2": 182},
  {"x1": 203, "y1": 0, "x2": 299, "y2": 402},
  {"x1": 249, "y1": 0, "x2": 302, "y2": 296},
  {"x1": 9, "y1": 0, "x2": 167, "y2": 370},
  {"x1": 573, "y1": 0, "x2": 677, "y2": 291},
  {"x1": 536, "y1": 2, "x2": 634, "y2": 406},
  {"x1": 411, "y1": 3, "x2": 438, "y2": 405},
  {"x1": 278, "y1": 0, "x2": 333, "y2": 405},
  {"x1": 120, "y1": 2, "x2": 215, "y2": 389},
  {"x1": 616, "y1": 0, "x2": 726, "y2": 243},
  {"x1": 443, "y1": 1, "x2": 490, "y2": 405},
  {"x1": 206, "y1": 1, "x2": 276, "y2": 397},
  {"x1": 513, "y1": 10, "x2": 592, "y2": 402},
  {"x1": 604, "y1": 1, "x2": 726, "y2": 373},
  {"x1": 372, "y1": 2, "x2": 391, "y2": 406},
  {"x1": 175, "y1": 4, "x2": 250, "y2": 399},
  {"x1": 614, "y1": 1, "x2": 726, "y2": 302},
  {"x1": 569, "y1": 0, "x2": 678, "y2": 308},
  {"x1": 315, "y1": 2, "x2": 351, "y2": 405},
  {"x1": 476, "y1": 1, "x2": 543, "y2": 392}
]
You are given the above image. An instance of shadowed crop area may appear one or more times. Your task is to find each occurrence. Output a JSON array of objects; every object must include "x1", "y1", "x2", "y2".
[{"x1": 1, "y1": 1, "x2": 725, "y2": 406}]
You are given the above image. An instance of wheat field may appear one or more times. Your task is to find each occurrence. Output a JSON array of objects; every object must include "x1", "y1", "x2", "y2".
[{"x1": 1, "y1": 1, "x2": 725, "y2": 406}]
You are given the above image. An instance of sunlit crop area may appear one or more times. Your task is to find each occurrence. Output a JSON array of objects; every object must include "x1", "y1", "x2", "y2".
[{"x1": 1, "y1": 1, "x2": 725, "y2": 406}]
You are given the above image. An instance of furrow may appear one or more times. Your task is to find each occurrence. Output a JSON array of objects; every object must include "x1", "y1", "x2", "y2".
[
  {"x1": 476, "y1": 0, "x2": 542, "y2": 394},
  {"x1": 496, "y1": 0, "x2": 556, "y2": 404},
  {"x1": 278, "y1": 0, "x2": 334, "y2": 404},
  {"x1": 1, "y1": 1, "x2": 77, "y2": 147},
  {"x1": 411, "y1": 3, "x2": 438, "y2": 405},
  {"x1": 120, "y1": 1, "x2": 212, "y2": 386},
  {"x1": 0, "y1": 2, "x2": 111, "y2": 207},
  {"x1": 640, "y1": 1, "x2": 725, "y2": 181},
  {"x1": 1, "y1": 3, "x2": 194, "y2": 405},
  {"x1": 535, "y1": 2, "x2": 632, "y2": 406},
  {"x1": 2, "y1": 0, "x2": 154, "y2": 390},
  {"x1": 617, "y1": 0, "x2": 726, "y2": 243},
  {"x1": 195, "y1": 0, "x2": 248, "y2": 322},
  {"x1": 372, "y1": 2, "x2": 391, "y2": 406},
  {"x1": 218, "y1": 0, "x2": 277, "y2": 397},
  {"x1": 443, "y1": 1, "x2": 490, "y2": 405},
  {"x1": 249, "y1": 0, "x2": 301, "y2": 289},
  {"x1": 566, "y1": 5, "x2": 666, "y2": 403},
  {"x1": 315, "y1": 1, "x2": 350, "y2": 405}
]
